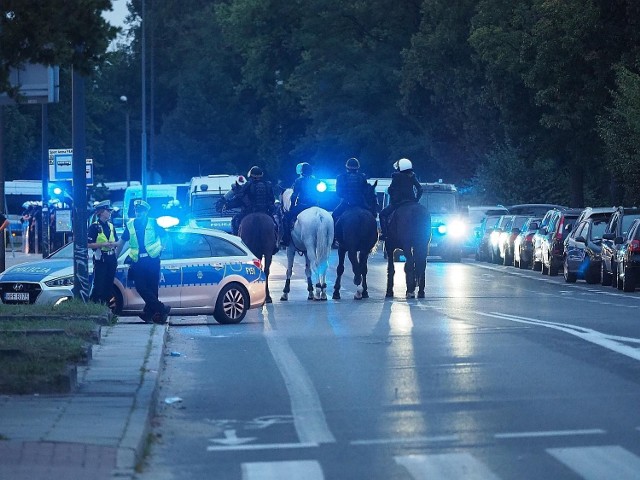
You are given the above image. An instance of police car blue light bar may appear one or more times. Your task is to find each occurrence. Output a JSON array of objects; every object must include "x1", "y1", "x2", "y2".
[{"x1": 316, "y1": 181, "x2": 328, "y2": 193}]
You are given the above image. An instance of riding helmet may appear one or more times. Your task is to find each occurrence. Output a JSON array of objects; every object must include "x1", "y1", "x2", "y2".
[
  {"x1": 394, "y1": 158, "x2": 412, "y2": 172},
  {"x1": 300, "y1": 162, "x2": 313, "y2": 175},
  {"x1": 248, "y1": 166, "x2": 263, "y2": 178},
  {"x1": 346, "y1": 157, "x2": 360, "y2": 170}
]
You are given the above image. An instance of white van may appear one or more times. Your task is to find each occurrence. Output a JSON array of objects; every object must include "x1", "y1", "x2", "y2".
[{"x1": 188, "y1": 175, "x2": 245, "y2": 232}]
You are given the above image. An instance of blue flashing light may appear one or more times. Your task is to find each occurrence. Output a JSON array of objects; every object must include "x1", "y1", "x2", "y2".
[
  {"x1": 52, "y1": 186, "x2": 62, "y2": 195},
  {"x1": 316, "y1": 181, "x2": 327, "y2": 193}
]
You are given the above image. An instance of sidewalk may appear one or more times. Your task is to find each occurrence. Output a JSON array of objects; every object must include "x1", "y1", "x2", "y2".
[{"x1": 0, "y1": 317, "x2": 167, "y2": 479}]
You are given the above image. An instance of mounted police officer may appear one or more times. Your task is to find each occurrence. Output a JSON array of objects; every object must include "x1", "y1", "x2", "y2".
[
  {"x1": 232, "y1": 166, "x2": 277, "y2": 236},
  {"x1": 379, "y1": 158, "x2": 423, "y2": 241},
  {"x1": 332, "y1": 157, "x2": 372, "y2": 221},
  {"x1": 281, "y1": 162, "x2": 318, "y2": 247},
  {"x1": 119, "y1": 200, "x2": 170, "y2": 324},
  {"x1": 88, "y1": 201, "x2": 119, "y2": 305}
]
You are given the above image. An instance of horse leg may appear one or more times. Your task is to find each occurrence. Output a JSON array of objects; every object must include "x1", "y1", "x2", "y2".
[
  {"x1": 416, "y1": 248, "x2": 427, "y2": 298},
  {"x1": 347, "y1": 249, "x2": 362, "y2": 299},
  {"x1": 360, "y1": 252, "x2": 369, "y2": 299},
  {"x1": 280, "y1": 246, "x2": 295, "y2": 301},
  {"x1": 386, "y1": 246, "x2": 395, "y2": 298},
  {"x1": 332, "y1": 247, "x2": 346, "y2": 300},
  {"x1": 304, "y1": 254, "x2": 315, "y2": 300},
  {"x1": 404, "y1": 248, "x2": 416, "y2": 298},
  {"x1": 264, "y1": 254, "x2": 272, "y2": 303}
]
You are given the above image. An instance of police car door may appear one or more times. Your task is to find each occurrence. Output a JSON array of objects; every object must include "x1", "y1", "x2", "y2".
[{"x1": 172, "y1": 231, "x2": 220, "y2": 308}]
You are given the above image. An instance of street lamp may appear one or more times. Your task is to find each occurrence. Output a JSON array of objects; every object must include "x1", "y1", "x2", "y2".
[{"x1": 119, "y1": 95, "x2": 131, "y2": 186}]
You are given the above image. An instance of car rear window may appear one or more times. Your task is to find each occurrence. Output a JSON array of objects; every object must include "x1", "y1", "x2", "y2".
[
  {"x1": 622, "y1": 214, "x2": 640, "y2": 236},
  {"x1": 206, "y1": 236, "x2": 247, "y2": 257},
  {"x1": 590, "y1": 220, "x2": 607, "y2": 240}
]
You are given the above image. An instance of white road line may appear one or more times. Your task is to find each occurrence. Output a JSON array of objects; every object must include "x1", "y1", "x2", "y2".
[
  {"x1": 350, "y1": 435, "x2": 458, "y2": 446},
  {"x1": 547, "y1": 445, "x2": 640, "y2": 480},
  {"x1": 395, "y1": 453, "x2": 501, "y2": 480},
  {"x1": 473, "y1": 311, "x2": 640, "y2": 363},
  {"x1": 242, "y1": 460, "x2": 324, "y2": 480},
  {"x1": 207, "y1": 442, "x2": 318, "y2": 452},
  {"x1": 495, "y1": 428, "x2": 605, "y2": 439},
  {"x1": 263, "y1": 314, "x2": 336, "y2": 444}
]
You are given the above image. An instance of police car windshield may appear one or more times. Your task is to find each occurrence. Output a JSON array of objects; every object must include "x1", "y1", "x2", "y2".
[
  {"x1": 192, "y1": 195, "x2": 241, "y2": 217},
  {"x1": 420, "y1": 192, "x2": 457, "y2": 214},
  {"x1": 49, "y1": 242, "x2": 75, "y2": 259}
]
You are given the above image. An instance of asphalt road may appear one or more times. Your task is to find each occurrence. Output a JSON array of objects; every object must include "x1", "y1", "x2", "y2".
[{"x1": 136, "y1": 251, "x2": 640, "y2": 480}]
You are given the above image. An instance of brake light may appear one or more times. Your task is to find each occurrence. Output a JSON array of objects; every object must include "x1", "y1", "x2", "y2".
[
  {"x1": 253, "y1": 258, "x2": 262, "y2": 269},
  {"x1": 630, "y1": 240, "x2": 640, "y2": 253}
]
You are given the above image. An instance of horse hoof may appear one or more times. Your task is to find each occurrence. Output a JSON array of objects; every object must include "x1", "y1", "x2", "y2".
[
  {"x1": 265, "y1": 296, "x2": 272, "y2": 304},
  {"x1": 385, "y1": 292, "x2": 393, "y2": 298},
  {"x1": 406, "y1": 292, "x2": 415, "y2": 299},
  {"x1": 308, "y1": 295, "x2": 314, "y2": 301},
  {"x1": 362, "y1": 291, "x2": 369, "y2": 299},
  {"x1": 333, "y1": 293, "x2": 341, "y2": 300},
  {"x1": 280, "y1": 295, "x2": 288, "y2": 301},
  {"x1": 417, "y1": 291, "x2": 425, "y2": 299},
  {"x1": 354, "y1": 293, "x2": 362, "y2": 300}
]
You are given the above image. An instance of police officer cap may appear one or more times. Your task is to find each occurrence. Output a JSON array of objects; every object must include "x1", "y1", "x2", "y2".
[
  {"x1": 134, "y1": 199, "x2": 151, "y2": 210},
  {"x1": 94, "y1": 200, "x2": 114, "y2": 212},
  {"x1": 346, "y1": 157, "x2": 360, "y2": 170}
]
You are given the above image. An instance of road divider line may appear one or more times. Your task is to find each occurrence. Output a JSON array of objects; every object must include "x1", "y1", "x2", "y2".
[
  {"x1": 473, "y1": 311, "x2": 640, "y2": 363},
  {"x1": 242, "y1": 460, "x2": 324, "y2": 480},
  {"x1": 263, "y1": 314, "x2": 336, "y2": 445},
  {"x1": 495, "y1": 429, "x2": 605, "y2": 439},
  {"x1": 547, "y1": 445, "x2": 640, "y2": 480},
  {"x1": 208, "y1": 442, "x2": 318, "y2": 452},
  {"x1": 351, "y1": 435, "x2": 458, "y2": 446},
  {"x1": 395, "y1": 452, "x2": 501, "y2": 480}
]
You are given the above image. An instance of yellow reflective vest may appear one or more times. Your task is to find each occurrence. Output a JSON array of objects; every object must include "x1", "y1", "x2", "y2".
[
  {"x1": 94, "y1": 221, "x2": 115, "y2": 252},
  {"x1": 127, "y1": 218, "x2": 162, "y2": 262}
]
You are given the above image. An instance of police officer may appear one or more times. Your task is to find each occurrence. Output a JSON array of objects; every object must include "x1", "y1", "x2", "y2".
[
  {"x1": 281, "y1": 162, "x2": 318, "y2": 247},
  {"x1": 379, "y1": 158, "x2": 423, "y2": 241},
  {"x1": 119, "y1": 200, "x2": 170, "y2": 324},
  {"x1": 88, "y1": 201, "x2": 119, "y2": 304},
  {"x1": 232, "y1": 166, "x2": 277, "y2": 235},
  {"x1": 332, "y1": 157, "x2": 372, "y2": 223}
]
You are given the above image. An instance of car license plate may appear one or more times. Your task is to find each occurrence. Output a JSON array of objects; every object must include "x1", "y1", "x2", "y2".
[
  {"x1": 4, "y1": 292, "x2": 29, "y2": 301},
  {"x1": 430, "y1": 242, "x2": 438, "y2": 248}
]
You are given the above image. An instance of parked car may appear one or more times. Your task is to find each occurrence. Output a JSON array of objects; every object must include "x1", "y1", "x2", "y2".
[
  {"x1": 513, "y1": 217, "x2": 541, "y2": 269},
  {"x1": 475, "y1": 214, "x2": 505, "y2": 261},
  {"x1": 497, "y1": 215, "x2": 530, "y2": 266},
  {"x1": 563, "y1": 217, "x2": 609, "y2": 284},
  {"x1": 0, "y1": 227, "x2": 267, "y2": 324},
  {"x1": 615, "y1": 218, "x2": 640, "y2": 292},
  {"x1": 508, "y1": 203, "x2": 566, "y2": 216},
  {"x1": 464, "y1": 205, "x2": 509, "y2": 255},
  {"x1": 540, "y1": 208, "x2": 582, "y2": 275},
  {"x1": 488, "y1": 215, "x2": 514, "y2": 264},
  {"x1": 600, "y1": 207, "x2": 640, "y2": 287},
  {"x1": 532, "y1": 208, "x2": 562, "y2": 271},
  {"x1": 575, "y1": 206, "x2": 616, "y2": 225}
]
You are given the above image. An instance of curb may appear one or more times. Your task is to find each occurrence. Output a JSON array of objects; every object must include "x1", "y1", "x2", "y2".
[{"x1": 112, "y1": 323, "x2": 168, "y2": 479}]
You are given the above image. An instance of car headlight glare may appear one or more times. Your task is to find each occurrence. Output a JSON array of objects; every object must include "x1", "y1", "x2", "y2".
[
  {"x1": 157, "y1": 216, "x2": 180, "y2": 228},
  {"x1": 45, "y1": 275, "x2": 74, "y2": 287},
  {"x1": 437, "y1": 224, "x2": 447, "y2": 235},
  {"x1": 448, "y1": 220, "x2": 466, "y2": 238}
]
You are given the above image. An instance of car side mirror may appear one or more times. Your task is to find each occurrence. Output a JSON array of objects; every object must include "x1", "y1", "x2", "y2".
[
  {"x1": 575, "y1": 236, "x2": 586, "y2": 243},
  {"x1": 614, "y1": 236, "x2": 624, "y2": 245},
  {"x1": 602, "y1": 232, "x2": 615, "y2": 240}
]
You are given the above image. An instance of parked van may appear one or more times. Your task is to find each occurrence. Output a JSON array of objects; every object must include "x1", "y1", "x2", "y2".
[
  {"x1": 122, "y1": 183, "x2": 189, "y2": 227},
  {"x1": 188, "y1": 174, "x2": 245, "y2": 232}
]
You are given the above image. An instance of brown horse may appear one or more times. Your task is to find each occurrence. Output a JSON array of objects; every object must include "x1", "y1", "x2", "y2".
[{"x1": 238, "y1": 213, "x2": 278, "y2": 303}]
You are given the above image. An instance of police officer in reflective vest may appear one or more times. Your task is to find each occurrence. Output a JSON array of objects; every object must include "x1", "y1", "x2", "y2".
[
  {"x1": 281, "y1": 162, "x2": 319, "y2": 247},
  {"x1": 332, "y1": 157, "x2": 372, "y2": 223},
  {"x1": 119, "y1": 200, "x2": 170, "y2": 324},
  {"x1": 379, "y1": 158, "x2": 423, "y2": 241},
  {"x1": 88, "y1": 201, "x2": 119, "y2": 304},
  {"x1": 232, "y1": 166, "x2": 277, "y2": 235}
]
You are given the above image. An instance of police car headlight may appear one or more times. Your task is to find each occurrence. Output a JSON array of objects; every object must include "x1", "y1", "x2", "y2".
[
  {"x1": 437, "y1": 224, "x2": 447, "y2": 235},
  {"x1": 448, "y1": 219, "x2": 466, "y2": 238},
  {"x1": 157, "y1": 216, "x2": 180, "y2": 228},
  {"x1": 316, "y1": 181, "x2": 327, "y2": 193},
  {"x1": 45, "y1": 275, "x2": 74, "y2": 287}
]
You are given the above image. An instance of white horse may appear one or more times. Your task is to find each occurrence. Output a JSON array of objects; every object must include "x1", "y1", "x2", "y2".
[{"x1": 280, "y1": 189, "x2": 334, "y2": 301}]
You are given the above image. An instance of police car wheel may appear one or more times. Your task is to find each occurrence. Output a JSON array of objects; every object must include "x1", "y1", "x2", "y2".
[
  {"x1": 214, "y1": 283, "x2": 249, "y2": 324},
  {"x1": 109, "y1": 287, "x2": 124, "y2": 315}
]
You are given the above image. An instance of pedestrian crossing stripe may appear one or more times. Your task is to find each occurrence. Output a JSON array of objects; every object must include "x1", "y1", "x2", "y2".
[{"x1": 239, "y1": 446, "x2": 640, "y2": 480}]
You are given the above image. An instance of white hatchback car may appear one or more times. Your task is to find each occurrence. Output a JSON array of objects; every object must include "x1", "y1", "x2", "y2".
[{"x1": 0, "y1": 227, "x2": 266, "y2": 324}]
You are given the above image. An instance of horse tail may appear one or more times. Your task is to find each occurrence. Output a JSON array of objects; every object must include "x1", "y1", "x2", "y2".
[{"x1": 312, "y1": 210, "x2": 333, "y2": 277}]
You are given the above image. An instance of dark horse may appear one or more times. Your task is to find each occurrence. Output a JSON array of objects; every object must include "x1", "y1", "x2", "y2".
[
  {"x1": 332, "y1": 182, "x2": 379, "y2": 300},
  {"x1": 219, "y1": 187, "x2": 278, "y2": 303},
  {"x1": 384, "y1": 202, "x2": 431, "y2": 299}
]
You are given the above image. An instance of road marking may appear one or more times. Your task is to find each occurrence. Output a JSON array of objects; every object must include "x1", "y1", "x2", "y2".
[
  {"x1": 395, "y1": 453, "x2": 501, "y2": 480},
  {"x1": 242, "y1": 460, "x2": 323, "y2": 480},
  {"x1": 474, "y1": 311, "x2": 640, "y2": 363},
  {"x1": 350, "y1": 435, "x2": 458, "y2": 446},
  {"x1": 495, "y1": 428, "x2": 605, "y2": 439},
  {"x1": 547, "y1": 445, "x2": 640, "y2": 480},
  {"x1": 263, "y1": 313, "x2": 336, "y2": 444},
  {"x1": 207, "y1": 442, "x2": 318, "y2": 452}
]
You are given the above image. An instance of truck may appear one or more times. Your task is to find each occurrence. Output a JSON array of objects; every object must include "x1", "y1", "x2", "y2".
[
  {"x1": 188, "y1": 175, "x2": 245, "y2": 233},
  {"x1": 418, "y1": 181, "x2": 466, "y2": 262}
]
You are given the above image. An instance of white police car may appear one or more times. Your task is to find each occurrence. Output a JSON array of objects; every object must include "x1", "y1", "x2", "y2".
[{"x1": 0, "y1": 227, "x2": 266, "y2": 324}]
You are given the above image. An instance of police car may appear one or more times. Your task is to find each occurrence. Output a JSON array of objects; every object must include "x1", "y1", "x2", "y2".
[{"x1": 0, "y1": 227, "x2": 266, "y2": 324}]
